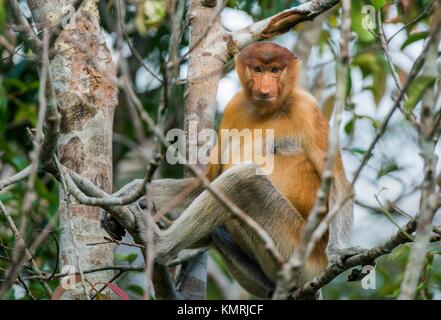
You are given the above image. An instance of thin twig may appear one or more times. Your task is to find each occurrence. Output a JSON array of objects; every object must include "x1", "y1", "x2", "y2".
[
  {"x1": 0, "y1": 200, "x2": 52, "y2": 298},
  {"x1": 6, "y1": 0, "x2": 41, "y2": 52},
  {"x1": 387, "y1": 0, "x2": 435, "y2": 44},
  {"x1": 351, "y1": 15, "x2": 441, "y2": 184}
]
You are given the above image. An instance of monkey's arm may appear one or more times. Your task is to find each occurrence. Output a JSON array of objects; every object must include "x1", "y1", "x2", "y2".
[
  {"x1": 326, "y1": 172, "x2": 366, "y2": 266},
  {"x1": 305, "y1": 136, "x2": 366, "y2": 266},
  {"x1": 205, "y1": 97, "x2": 240, "y2": 181}
]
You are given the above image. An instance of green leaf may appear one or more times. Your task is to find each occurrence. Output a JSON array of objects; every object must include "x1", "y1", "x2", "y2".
[
  {"x1": 372, "y1": 74, "x2": 386, "y2": 105},
  {"x1": 358, "y1": 114, "x2": 381, "y2": 130},
  {"x1": 371, "y1": 119, "x2": 381, "y2": 129},
  {"x1": 115, "y1": 253, "x2": 138, "y2": 264},
  {"x1": 348, "y1": 148, "x2": 367, "y2": 156},
  {"x1": 372, "y1": 0, "x2": 385, "y2": 9},
  {"x1": 377, "y1": 162, "x2": 399, "y2": 178},
  {"x1": 14, "y1": 103, "x2": 37, "y2": 126},
  {"x1": 318, "y1": 31, "x2": 331, "y2": 55},
  {"x1": 352, "y1": 52, "x2": 387, "y2": 104},
  {"x1": 0, "y1": 0, "x2": 5, "y2": 32},
  {"x1": 416, "y1": 282, "x2": 426, "y2": 291},
  {"x1": 128, "y1": 284, "x2": 144, "y2": 296},
  {"x1": 0, "y1": 193, "x2": 15, "y2": 202},
  {"x1": 3, "y1": 78, "x2": 28, "y2": 92},
  {"x1": 352, "y1": 53, "x2": 377, "y2": 73},
  {"x1": 345, "y1": 102, "x2": 356, "y2": 111},
  {"x1": 388, "y1": 245, "x2": 408, "y2": 260},
  {"x1": 345, "y1": 147, "x2": 373, "y2": 160},
  {"x1": 135, "y1": 0, "x2": 166, "y2": 35},
  {"x1": 346, "y1": 67, "x2": 352, "y2": 96},
  {"x1": 351, "y1": 1, "x2": 375, "y2": 43},
  {"x1": 401, "y1": 31, "x2": 428, "y2": 50},
  {"x1": 404, "y1": 76, "x2": 436, "y2": 112},
  {"x1": 10, "y1": 155, "x2": 28, "y2": 170},
  {"x1": 327, "y1": 12, "x2": 338, "y2": 28},
  {"x1": 95, "y1": 293, "x2": 111, "y2": 300},
  {"x1": 344, "y1": 118, "x2": 355, "y2": 135}
]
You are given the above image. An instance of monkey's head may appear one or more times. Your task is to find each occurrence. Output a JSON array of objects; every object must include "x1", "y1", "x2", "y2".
[{"x1": 235, "y1": 42, "x2": 300, "y2": 114}]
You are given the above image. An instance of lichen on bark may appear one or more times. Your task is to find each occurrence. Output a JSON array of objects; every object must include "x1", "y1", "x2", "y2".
[{"x1": 27, "y1": 0, "x2": 118, "y2": 299}]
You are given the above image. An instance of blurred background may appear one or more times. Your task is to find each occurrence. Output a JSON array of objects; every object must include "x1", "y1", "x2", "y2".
[{"x1": 0, "y1": 0, "x2": 440, "y2": 299}]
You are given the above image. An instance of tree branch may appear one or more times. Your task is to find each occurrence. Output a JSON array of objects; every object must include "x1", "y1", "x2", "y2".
[
  {"x1": 398, "y1": 3, "x2": 441, "y2": 299},
  {"x1": 6, "y1": 0, "x2": 41, "y2": 52},
  {"x1": 295, "y1": 219, "x2": 417, "y2": 299},
  {"x1": 228, "y1": 0, "x2": 339, "y2": 54}
]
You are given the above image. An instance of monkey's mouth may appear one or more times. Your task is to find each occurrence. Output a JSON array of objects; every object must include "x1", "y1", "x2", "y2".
[{"x1": 252, "y1": 96, "x2": 276, "y2": 103}]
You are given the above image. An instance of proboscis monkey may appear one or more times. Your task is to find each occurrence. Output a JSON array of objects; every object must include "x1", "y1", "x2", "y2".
[{"x1": 102, "y1": 42, "x2": 363, "y2": 299}]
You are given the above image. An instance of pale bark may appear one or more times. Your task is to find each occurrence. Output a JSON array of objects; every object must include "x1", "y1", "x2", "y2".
[
  {"x1": 27, "y1": 0, "x2": 118, "y2": 299},
  {"x1": 178, "y1": 0, "x2": 225, "y2": 299}
]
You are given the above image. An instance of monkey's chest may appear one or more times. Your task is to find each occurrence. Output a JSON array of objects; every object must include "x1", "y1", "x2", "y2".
[
  {"x1": 268, "y1": 155, "x2": 320, "y2": 218},
  {"x1": 220, "y1": 137, "x2": 320, "y2": 218},
  {"x1": 270, "y1": 138, "x2": 321, "y2": 218}
]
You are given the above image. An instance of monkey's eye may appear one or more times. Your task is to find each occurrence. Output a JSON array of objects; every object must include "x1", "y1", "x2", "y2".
[
  {"x1": 253, "y1": 66, "x2": 262, "y2": 73},
  {"x1": 271, "y1": 67, "x2": 280, "y2": 73}
]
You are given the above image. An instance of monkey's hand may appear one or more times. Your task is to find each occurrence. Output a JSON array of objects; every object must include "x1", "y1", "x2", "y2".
[
  {"x1": 100, "y1": 197, "x2": 159, "y2": 241},
  {"x1": 100, "y1": 211, "x2": 126, "y2": 241},
  {"x1": 327, "y1": 246, "x2": 368, "y2": 268}
]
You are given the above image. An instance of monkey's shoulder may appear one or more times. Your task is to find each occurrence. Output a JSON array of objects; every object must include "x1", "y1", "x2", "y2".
[
  {"x1": 286, "y1": 89, "x2": 329, "y2": 131},
  {"x1": 221, "y1": 91, "x2": 255, "y2": 126},
  {"x1": 223, "y1": 91, "x2": 250, "y2": 113},
  {"x1": 287, "y1": 88, "x2": 321, "y2": 113}
]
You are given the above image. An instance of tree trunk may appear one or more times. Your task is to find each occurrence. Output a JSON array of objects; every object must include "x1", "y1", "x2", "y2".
[
  {"x1": 178, "y1": 0, "x2": 224, "y2": 300},
  {"x1": 27, "y1": 0, "x2": 117, "y2": 299}
]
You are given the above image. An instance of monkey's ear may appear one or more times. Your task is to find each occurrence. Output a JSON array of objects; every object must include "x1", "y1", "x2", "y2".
[
  {"x1": 235, "y1": 55, "x2": 250, "y2": 89},
  {"x1": 284, "y1": 58, "x2": 301, "y2": 88}
]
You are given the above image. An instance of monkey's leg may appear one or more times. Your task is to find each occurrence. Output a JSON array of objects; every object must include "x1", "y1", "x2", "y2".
[
  {"x1": 101, "y1": 177, "x2": 203, "y2": 239},
  {"x1": 147, "y1": 178, "x2": 204, "y2": 212},
  {"x1": 212, "y1": 226, "x2": 275, "y2": 298},
  {"x1": 154, "y1": 164, "x2": 305, "y2": 278}
]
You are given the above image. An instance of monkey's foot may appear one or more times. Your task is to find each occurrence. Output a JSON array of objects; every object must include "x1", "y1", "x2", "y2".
[
  {"x1": 328, "y1": 246, "x2": 368, "y2": 268},
  {"x1": 100, "y1": 210, "x2": 126, "y2": 241}
]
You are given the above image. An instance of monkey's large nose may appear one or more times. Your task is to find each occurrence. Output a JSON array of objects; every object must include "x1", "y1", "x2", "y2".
[{"x1": 259, "y1": 85, "x2": 271, "y2": 95}]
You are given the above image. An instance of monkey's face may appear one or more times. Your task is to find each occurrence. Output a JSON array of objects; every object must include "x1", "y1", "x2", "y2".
[
  {"x1": 248, "y1": 64, "x2": 282, "y2": 107},
  {"x1": 236, "y1": 42, "x2": 299, "y2": 114}
]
